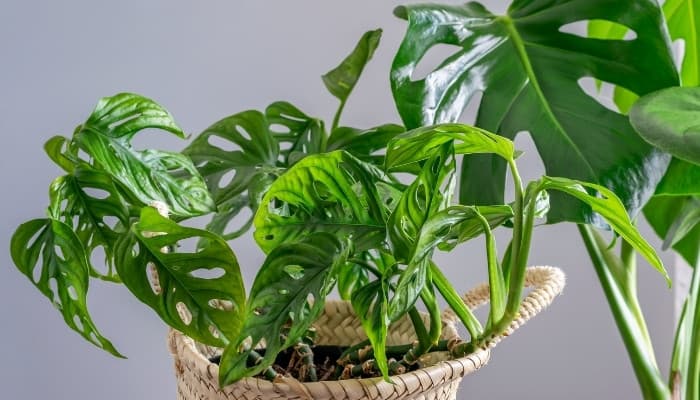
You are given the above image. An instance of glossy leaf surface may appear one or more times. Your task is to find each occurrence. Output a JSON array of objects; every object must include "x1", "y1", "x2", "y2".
[
  {"x1": 254, "y1": 151, "x2": 399, "y2": 253},
  {"x1": 630, "y1": 87, "x2": 700, "y2": 166},
  {"x1": 218, "y1": 233, "x2": 350, "y2": 385},
  {"x1": 392, "y1": 1, "x2": 678, "y2": 223},
  {"x1": 75, "y1": 93, "x2": 214, "y2": 217},
  {"x1": 385, "y1": 123, "x2": 514, "y2": 171},
  {"x1": 116, "y1": 207, "x2": 245, "y2": 347},
  {"x1": 351, "y1": 279, "x2": 391, "y2": 379},
  {"x1": 48, "y1": 169, "x2": 129, "y2": 281},
  {"x1": 537, "y1": 176, "x2": 669, "y2": 282},
  {"x1": 10, "y1": 218, "x2": 122, "y2": 356}
]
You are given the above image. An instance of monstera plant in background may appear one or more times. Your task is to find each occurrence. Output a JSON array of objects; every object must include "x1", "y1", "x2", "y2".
[{"x1": 390, "y1": 0, "x2": 700, "y2": 398}]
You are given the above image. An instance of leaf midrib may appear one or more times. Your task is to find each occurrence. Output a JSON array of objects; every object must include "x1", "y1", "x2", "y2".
[{"x1": 500, "y1": 15, "x2": 597, "y2": 181}]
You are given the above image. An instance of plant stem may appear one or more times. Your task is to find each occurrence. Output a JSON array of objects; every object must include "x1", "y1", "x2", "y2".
[
  {"x1": 430, "y1": 262, "x2": 483, "y2": 339},
  {"x1": 579, "y1": 225, "x2": 670, "y2": 400},
  {"x1": 673, "y1": 257, "x2": 700, "y2": 400},
  {"x1": 331, "y1": 99, "x2": 347, "y2": 132}
]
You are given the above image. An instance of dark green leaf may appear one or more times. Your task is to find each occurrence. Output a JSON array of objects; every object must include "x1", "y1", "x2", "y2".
[
  {"x1": 385, "y1": 123, "x2": 514, "y2": 172},
  {"x1": 115, "y1": 207, "x2": 245, "y2": 347},
  {"x1": 44, "y1": 135, "x2": 77, "y2": 173},
  {"x1": 266, "y1": 101, "x2": 326, "y2": 165},
  {"x1": 387, "y1": 143, "x2": 455, "y2": 320},
  {"x1": 327, "y1": 124, "x2": 405, "y2": 166},
  {"x1": 254, "y1": 151, "x2": 399, "y2": 253},
  {"x1": 10, "y1": 218, "x2": 122, "y2": 357},
  {"x1": 392, "y1": 2, "x2": 678, "y2": 223},
  {"x1": 85, "y1": 92, "x2": 184, "y2": 140},
  {"x1": 351, "y1": 279, "x2": 390, "y2": 380},
  {"x1": 75, "y1": 93, "x2": 214, "y2": 217},
  {"x1": 322, "y1": 29, "x2": 381, "y2": 103},
  {"x1": 538, "y1": 176, "x2": 669, "y2": 283},
  {"x1": 645, "y1": 196, "x2": 700, "y2": 267},
  {"x1": 630, "y1": 87, "x2": 700, "y2": 166},
  {"x1": 218, "y1": 233, "x2": 351, "y2": 385},
  {"x1": 48, "y1": 169, "x2": 129, "y2": 282},
  {"x1": 337, "y1": 261, "x2": 369, "y2": 301}
]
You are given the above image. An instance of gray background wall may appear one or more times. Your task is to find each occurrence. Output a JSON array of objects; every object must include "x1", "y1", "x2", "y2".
[{"x1": 0, "y1": 1, "x2": 675, "y2": 399}]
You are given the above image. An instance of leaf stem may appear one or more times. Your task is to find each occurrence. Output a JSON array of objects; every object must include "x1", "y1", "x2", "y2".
[
  {"x1": 331, "y1": 99, "x2": 347, "y2": 132},
  {"x1": 430, "y1": 262, "x2": 483, "y2": 339},
  {"x1": 579, "y1": 225, "x2": 670, "y2": 400}
]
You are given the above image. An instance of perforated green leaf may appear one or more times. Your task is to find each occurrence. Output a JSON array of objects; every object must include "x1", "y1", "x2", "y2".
[
  {"x1": 11, "y1": 218, "x2": 122, "y2": 357},
  {"x1": 115, "y1": 207, "x2": 245, "y2": 347}
]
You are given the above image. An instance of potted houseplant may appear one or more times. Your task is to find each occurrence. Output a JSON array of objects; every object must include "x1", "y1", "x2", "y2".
[
  {"x1": 7, "y1": 2, "x2": 680, "y2": 400},
  {"x1": 386, "y1": 0, "x2": 700, "y2": 398}
]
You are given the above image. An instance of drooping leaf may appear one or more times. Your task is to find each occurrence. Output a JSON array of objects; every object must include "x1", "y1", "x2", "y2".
[
  {"x1": 115, "y1": 207, "x2": 245, "y2": 347},
  {"x1": 74, "y1": 93, "x2": 214, "y2": 217},
  {"x1": 645, "y1": 196, "x2": 700, "y2": 268},
  {"x1": 391, "y1": 2, "x2": 678, "y2": 223},
  {"x1": 385, "y1": 123, "x2": 514, "y2": 172},
  {"x1": 537, "y1": 176, "x2": 669, "y2": 283},
  {"x1": 351, "y1": 279, "x2": 391, "y2": 380},
  {"x1": 323, "y1": 29, "x2": 382, "y2": 109},
  {"x1": 630, "y1": 87, "x2": 700, "y2": 166},
  {"x1": 266, "y1": 101, "x2": 326, "y2": 165},
  {"x1": 10, "y1": 218, "x2": 122, "y2": 357},
  {"x1": 218, "y1": 233, "x2": 351, "y2": 385},
  {"x1": 48, "y1": 168, "x2": 129, "y2": 281},
  {"x1": 44, "y1": 135, "x2": 77, "y2": 173},
  {"x1": 254, "y1": 151, "x2": 400, "y2": 253},
  {"x1": 387, "y1": 143, "x2": 455, "y2": 319}
]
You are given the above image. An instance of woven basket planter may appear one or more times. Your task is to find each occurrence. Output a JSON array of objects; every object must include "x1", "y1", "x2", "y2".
[{"x1": 169, "y1": 266, "x2": 565, "y2": 400}]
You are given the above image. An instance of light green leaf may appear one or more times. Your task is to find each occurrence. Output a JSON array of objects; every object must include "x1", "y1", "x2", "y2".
[
  {"x1": 10, "y1": 218, "x2": 122, "y2": 357},
  {"x1": 218, "y1": 233, "x2": 351, "y2": 385},
  {"x1": 351, "y1": 279, "x2": 390, "y2": 380},
  {"x1": 538, "y1": 176, "x2": 669, "y2": 283},
  {"x1": 385, "y1": 123, "x2": 515, "y2": 172},
  {"x1": 115, "y1": 207, "x2": 245, "y2": 347},
  {"x1": 254, "y1": 151, "x2": 399, "y2": 253},
  {"x1": 266, "y1": 101, "x2": 326, "y2": 165}
]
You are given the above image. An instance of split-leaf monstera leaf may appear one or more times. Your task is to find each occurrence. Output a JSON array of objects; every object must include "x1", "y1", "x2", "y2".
[{"x1": 391, "y1": 0, "x2": 679, "y2": 224}]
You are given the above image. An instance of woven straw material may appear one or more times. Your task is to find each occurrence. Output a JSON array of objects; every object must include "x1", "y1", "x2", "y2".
[{"x1": 169, "y1": 266, "x2": 565, "y2": 400}]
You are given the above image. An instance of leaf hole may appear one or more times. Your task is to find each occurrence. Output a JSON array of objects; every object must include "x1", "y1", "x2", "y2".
[
  {"x1": 147, "y1": 262, "x2": 162, "y2": 295},
  {"x1": 48, "y1": 278, "x2": 61, "y2": 306},
  {"x1": 411, "y1": 43, "x2": 463, "y2": 82},
  {"x1": 54, "y1": 245, "x2": 66, "y2": 262},
  {"x1": 283, "y1": 264, "x2": 305, "y2": 280},
  {"x1": 672, "y1": 39, "x2": 685, "y2": 74},
  {"x1": 73, "y1": 315, "x2": 84, "y2": 332},
  {"x1": 312, "y1": 180, "x2": 334, "y2": 202},
  {"x1": 218, "y1": 170, "x2": 237, "y2": 189},
  {"x1": 67, "y1": 285, "x2": 79, "y2": 301},
  {"x1": 209, "y1": 325, "x2": 221, "y2": 339},
  {"x1": 208, "y1": 299, "x2": 233, "y2": 311},
  {"x1": 415, "y1": 183, "x2": 428, "y2": 211},
  {"x1": 235, "y1": 126, "x2": 252, "y2": 141},
  {"x1": 269, "y1": 123, "x2": 291, "y2": 135},
  {"x1": 107, "y1": 114, "x2": 141, "y2": 130},
  {"x1": 207, "y1": 135, "x2": 238, "y2": 152},
  {"x1": 576, "y1": 77, "x2": 634, "y2": 113},
  {"x1": 176, "y1": 302, "x2": 193, "y2": 325},
  {"x1": 190, "y1": 267, "x2": 226, "y2": 279},
  {"x1": 559, "y1": 20, "x2": 637, "y2": 40},
  {"x1": 102, "y1": 216, "x2": 121, "y2": 231},
  {"x1": 175, "y1": 236, "x2": 200, "y2": 254},
  {"x1": 83, "y1": 187, "x2": 110, "y2": 200}
]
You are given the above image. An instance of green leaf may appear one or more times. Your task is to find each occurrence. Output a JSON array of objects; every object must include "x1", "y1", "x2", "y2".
[
  {"x1": 337, "y1": 260, "x2": 369, "y2": 301},
  {"x1": 323, "y1": 29, "x2": 382, "y2": 130},
  {"x1": 115, "y1": 207, "x2": 245, "y2": 347},
  {"x1": 266, "y1": 101, "x2": 326, "y2": 165},
  {"x1": 392, "y1": 2, "x2": 679, "y2": 224},
  {"x1": 185, "y1": 109, "x2": 279, "y2": 240},
  {"x1": 387, "y1": 143, "x2": 455, "y2": 320},
  {"x1": 664, "y1": 0, "x2": 700, "y2": 87},
  {"x1": 10, "y1": 218, "x2": 122, "y2": 357},
  {"x1": 44, "y1": 135, "x2": 77, "y2": 173},
  {"x1": 671, "y1": 259, "x2": 700, "y2": 398},
  {"x1": 630, "y1": 87, "x2": 700, "y2": 166},
  {"x1": 538, "y1": 176, "x2": 669, "y2": 283},
  {"x1": 254, "y1": 151, "x2": 399, "y2": 253},
  {"x1": 645, "y1": 196, "x2": 700, "y2": 267},
  {"x1": 48, "y1": 169, "x2": 129, "y2": 282},
  {"x1": 327, "y1": 124, "x2": 405, "y2": 166},
  {"x1": 218, "y1": 233, "x2": 351, "y2": 385},
  {"x1": 385, "y1": 123, "x2": 514, "y2": 172},
  {"x1": 74, "y1": 93, "x2": 214, "y2": 217},
  {"x1": 351, "y1": 279, "x2": 390, "y2": 380}
]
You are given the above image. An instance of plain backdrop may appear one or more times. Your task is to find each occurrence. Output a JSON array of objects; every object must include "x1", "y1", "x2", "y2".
[{"x1": 0, "y1": 1, "x2": 677, "y2": 399}]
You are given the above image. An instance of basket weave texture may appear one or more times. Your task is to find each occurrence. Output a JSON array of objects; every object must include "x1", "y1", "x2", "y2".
[{"x1": 169, "y1": 266, "x2": 565, "y2": 400}]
